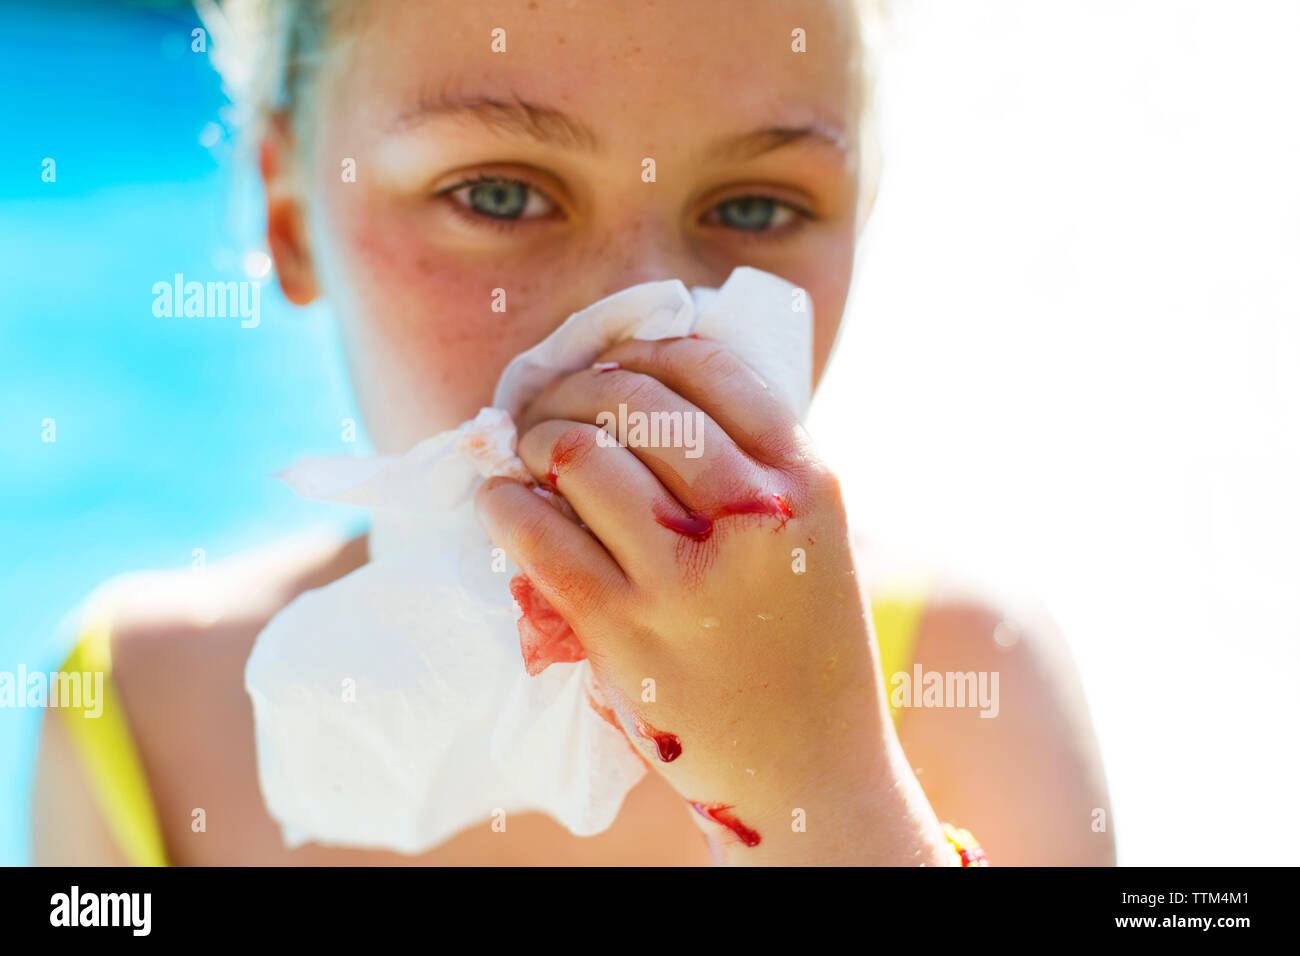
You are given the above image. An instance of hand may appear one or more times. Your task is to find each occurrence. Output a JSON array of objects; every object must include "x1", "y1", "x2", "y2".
[{"x1": 475, "y1": 336, "x2": 949, "y2": 864}]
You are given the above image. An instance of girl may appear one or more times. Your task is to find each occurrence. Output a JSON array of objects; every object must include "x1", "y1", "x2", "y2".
[{"x1": 32, "y1": 0, "x2": 1113, "y2": 866}]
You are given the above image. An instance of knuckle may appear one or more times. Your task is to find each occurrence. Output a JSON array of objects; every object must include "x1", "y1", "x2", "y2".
[
  {"x1": 594, "y1": 368, "x2": 660, "y2": 410},
  {"x1": 692, "y1": 343, "x2": 737, "y2": 381},
  {"x1": 751, "y1": 422, "x2": 800, "y2": 463},
  {"x1": 511, "y1": 507, "x2": 555, "y2": 556},
  {"x1": 646, "y1": 336, "x2": 683, "y2": 367},
  {"x1": 553, "y1": 422, "x2": 600, "y2": 462},
  {"x1": 555, "y1": 568, "x2": 608, "y2": 613},
  {"x1": 804, "y1": 459, "x2": 845, "y2": 504}
]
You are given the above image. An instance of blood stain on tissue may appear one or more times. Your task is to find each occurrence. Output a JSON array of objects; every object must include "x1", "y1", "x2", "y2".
[
  {"x1": 633, "y1": 717, "x2": 682, "y2": 762},
  {"x1": 584, "y1": 689, "x2": 654, "y2": 765},
  {"x1": 585, "y1": 690, "x2": 622, "y2": 730},
  {"x1": 509, "y1": 575, "x2": 586, "y2": 676},
  {"x1": 690, "y1": 802, "x2": 762, "y2": 848}
]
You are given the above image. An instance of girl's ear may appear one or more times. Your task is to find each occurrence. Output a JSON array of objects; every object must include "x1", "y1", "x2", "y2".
[{"x1": 260, "y1": 113, "x2": 320, "y2": 306}]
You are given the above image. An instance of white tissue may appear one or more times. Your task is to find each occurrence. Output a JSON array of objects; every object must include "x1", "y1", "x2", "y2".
[{"x1": 244, "y1": 266, "x2": 812, "y2": 853}]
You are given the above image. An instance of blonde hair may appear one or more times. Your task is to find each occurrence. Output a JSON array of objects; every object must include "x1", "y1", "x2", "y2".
[{"x1": 198, "y1": 0, "x2": 345, "y2": 148}]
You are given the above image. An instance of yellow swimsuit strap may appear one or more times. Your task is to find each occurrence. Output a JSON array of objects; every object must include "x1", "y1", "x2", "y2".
[
  {"x1": 58, "y1": 613, "x2": 169, "y2": 867},
  {"x1": 872, "y1": 591, "x2": 930, "y2": 724}
]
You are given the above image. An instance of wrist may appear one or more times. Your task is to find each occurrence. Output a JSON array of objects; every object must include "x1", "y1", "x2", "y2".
[{"x1": 706, "y1": 734, "x2": 951, "y2": 867}]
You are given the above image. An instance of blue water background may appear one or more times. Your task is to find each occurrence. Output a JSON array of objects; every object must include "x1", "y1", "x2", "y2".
[{"x1": 0, "y1": 0, "x2": 367, "y2": 864}]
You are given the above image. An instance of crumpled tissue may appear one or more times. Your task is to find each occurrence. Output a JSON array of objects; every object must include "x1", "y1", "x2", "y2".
[{"x1": 244, "y1": 265, "x2": 812, "y2": 853}]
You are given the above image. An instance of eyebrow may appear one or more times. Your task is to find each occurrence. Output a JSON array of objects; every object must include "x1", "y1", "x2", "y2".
[
  {"x1": 390, "y1": 89, "x2": 601, "y2": 152},
  {"x1": 390, "y1": 88, "x2": 848, "y2": 162},
  {"x1": 704, "y1": 123, "x2": 850, "y2": 163}
]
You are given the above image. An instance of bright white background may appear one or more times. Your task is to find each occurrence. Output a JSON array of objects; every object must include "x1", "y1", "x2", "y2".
[{"x1": 809, "y1": 0, "x2": 1299, "y2": 865}]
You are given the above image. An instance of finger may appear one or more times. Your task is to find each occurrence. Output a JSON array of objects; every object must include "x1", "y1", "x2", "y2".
[
  {"x1": 474, "y1": 476, "x2": 627, "y2": 628},
  {"x1": 516, "y1": 420, "x2": 684, "y2": 576},
  {"x1": 517, "y1": 364, "x2": 763, "y2": 513},
  {"x1": 595, "y1": 336, "x2": 803, "y2": 466}
]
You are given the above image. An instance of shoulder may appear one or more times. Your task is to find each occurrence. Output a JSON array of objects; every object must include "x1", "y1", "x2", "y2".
[
  {"x1": 897, "y1": 580, "x2": 1116, "y2": 865},
  {"x1": 97, "y1": 527, "x2": 369, "y2": 649},
  {"x1": 98, "y1": 528, "x2": 367, "y2": 707},
  {"x1": 31, "y1": 528, "x2": 367, "y2": 866},
  {"x1": 91, "y1": 527, "x2": 368, "y2": 775}
]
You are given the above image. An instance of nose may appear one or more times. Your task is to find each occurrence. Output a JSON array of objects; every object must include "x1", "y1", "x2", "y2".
[{"x1": 575, "y1": 216, "x2": 725, "y2": 309}]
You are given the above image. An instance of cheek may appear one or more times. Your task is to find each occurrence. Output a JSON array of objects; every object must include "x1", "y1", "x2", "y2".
[
  {"x1": 811, "y1": 278, "x2": 850, "y2": 385},
  {"x1": 319, "y1": 193, "x2": 581, "y2": 441},
  {"x1": 777, "y1": 235, "x2": 856, "y2": 387}
]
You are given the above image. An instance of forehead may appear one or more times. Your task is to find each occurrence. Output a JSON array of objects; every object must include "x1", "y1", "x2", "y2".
[{"x1": 326, "y1": 0, "x2": 865, "y2": 148}]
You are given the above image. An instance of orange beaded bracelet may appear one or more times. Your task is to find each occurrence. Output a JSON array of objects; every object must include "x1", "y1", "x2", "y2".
[{"x1": 941, "y1": 822, "x2": 990, "y2": 866}]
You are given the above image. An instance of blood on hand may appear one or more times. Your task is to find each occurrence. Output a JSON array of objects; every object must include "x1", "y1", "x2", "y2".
[{"x1": 509, "y1": 574, "x2": 586, "y2": 676}]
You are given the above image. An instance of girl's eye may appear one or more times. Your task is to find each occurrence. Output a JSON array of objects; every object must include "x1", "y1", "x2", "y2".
[
  {"x1": 444, "y1": 176, "x2": 556, "y2": 221},
  {"x1": 437, "y1": 176, "x2": 806, "y2": 237},
  {"x1": 705, "y1": 196, "x2": 803, "y2": 234}
]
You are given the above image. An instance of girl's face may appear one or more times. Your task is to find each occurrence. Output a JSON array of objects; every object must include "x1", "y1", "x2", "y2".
[{"x1": 270, "y1": 0, "x2": 867, "y2": 452}]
